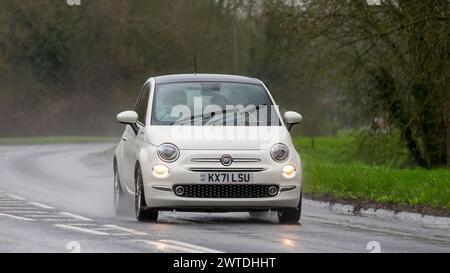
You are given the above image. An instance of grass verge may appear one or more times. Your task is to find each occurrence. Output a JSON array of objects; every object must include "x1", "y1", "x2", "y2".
[{"x1": 293, "y1": 136, "x2": 450, "y2": 216}]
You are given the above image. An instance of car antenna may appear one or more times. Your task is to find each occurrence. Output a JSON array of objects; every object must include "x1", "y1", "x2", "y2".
[{"x1": 194, "y1": 55, "x2": 197, "y2": 76}]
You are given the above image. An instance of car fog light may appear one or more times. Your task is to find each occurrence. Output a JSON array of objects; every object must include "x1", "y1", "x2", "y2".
[
  {"x1": 268, "y1": 186, "x2": 279, "y2": 196},
  {"x1": 282, "y1": 165, "x2": 296, "y2": 179},
  {"x1": 175, "y1": 186, "x2": 184, "y2": 196},
  {"x1": 152, "y1": 165, "x2": 170, "y2": 179}
]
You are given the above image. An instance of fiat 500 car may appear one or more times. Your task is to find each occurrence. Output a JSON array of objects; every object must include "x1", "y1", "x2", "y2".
[{"x1": 114, "y1": 74, "x2": 303, "y2": 224}]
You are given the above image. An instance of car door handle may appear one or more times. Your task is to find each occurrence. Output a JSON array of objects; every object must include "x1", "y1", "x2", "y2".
[{"x1": 122, "y1": 137, "x2": 128, "y2": 142}]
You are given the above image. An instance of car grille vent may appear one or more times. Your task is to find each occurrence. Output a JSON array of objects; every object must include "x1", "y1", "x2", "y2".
[{"x1": 172, "y1": 184, "x2": 279, "y2": 198}]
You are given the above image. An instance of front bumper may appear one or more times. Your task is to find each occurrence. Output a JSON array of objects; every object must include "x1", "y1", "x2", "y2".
[
  {"x1": 139, "y1": 148, "x2": 302, "y2": 210},
  {"x1": 145, "y1": 184, "x2": 301, "y2": 210}
]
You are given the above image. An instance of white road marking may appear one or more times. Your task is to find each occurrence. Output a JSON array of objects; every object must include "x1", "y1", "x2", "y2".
[
  {"x1": 68, "y1": 223, "x2": 98, "y2": 227},
  {"x1": 59, "y1": 212, "x2": 93, "y2": 221},
  {"x1": 0, "y1": 204, "x2": 36, "y2": 209},
  {"x1": 0, "y1": 208, "x2": 38, "y2": 212},
  {"x1": 54, "y1": 224, "x2": 109, "y2": 235},
  {"x1": 29, "y1": 202, "x2": 54, "y2": 209},
  {"x1": 44, "y1": 218, "x2": 78, "y2": 222},
  {"x1": 93, "y1": 227, "x2": 114, "y2": 231},
  {"x1": 4, "y1": 211, "x2": 48, "y2": 214},
  {"x1": 160, "y1": 239, "x2": 223, "y2": 253},
  {"x1": 103, "y1": 225, "x2": 147, "y2": 235},
  {"x1": 0, "y1": 212, "x2": 35, "y2": 221},
  {"x1": 23, "y1": 215, "x2": 66, "y2": 218},
  {"x1": 4, "y1": 194, "x2": 25, "y2": 200},
  {"x1": 133, "y1": 240, "x2": 203, "y2": 253}
]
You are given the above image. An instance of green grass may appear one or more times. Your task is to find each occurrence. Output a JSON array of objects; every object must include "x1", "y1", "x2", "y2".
[
  {"x1": 293, "y1": 136, "x2": 450, "y2": 210},
  {"x1": 0, "y1": 136, "x2": 118, "y2": 145}
]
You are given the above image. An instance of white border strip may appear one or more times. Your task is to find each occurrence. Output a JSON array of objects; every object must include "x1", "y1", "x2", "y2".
[
  {"x1": 103, "y1": 225, "x2": 147, "y2": 235},
  {"x1": 54, "y1": 224, "x2": 109, "y2": 235},
  {"x1": 0, "y1": 205, "x2": 32, "y2": 208},
  {"x1": 4, "y1": 194, "x2": 25, "y2": 200},
  {"x1": 4, "y1": 211, "x2": 47, "y2": 214},
  {"x1": 23, "y1": 215, "x2": 65, "y2": 218},
  {"x1": 0, "y1": 212, "x2": 34, "y2": 221},
  {"x1": 59, "y1": 212, "x2": 93, "y2": 221},
  {"x1": 29, "y1": 202, "x2": 55, "y2": 210}
]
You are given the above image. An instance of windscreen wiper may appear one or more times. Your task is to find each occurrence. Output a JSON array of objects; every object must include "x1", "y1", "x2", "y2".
[
  {"x1": 212, "y1": 105, "x2": 265, "y2": 125},
  {"x1": 171, "y1": 108, "x2": 239, "y2": 125}
]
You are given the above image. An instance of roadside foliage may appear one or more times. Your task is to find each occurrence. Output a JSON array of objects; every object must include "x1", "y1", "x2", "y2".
[{"x1": 0, "y1": 0, "x2": 448, "y2": 169}]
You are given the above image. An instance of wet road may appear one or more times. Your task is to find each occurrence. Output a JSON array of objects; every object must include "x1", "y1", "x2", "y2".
[{"x1": 0, "y1": 144, "x2": 448, "y2": 253}]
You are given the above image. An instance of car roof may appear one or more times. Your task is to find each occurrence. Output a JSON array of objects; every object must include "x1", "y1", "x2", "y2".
[{"x1": 152, "y1": 74, "x2": 263, "y2": 85}]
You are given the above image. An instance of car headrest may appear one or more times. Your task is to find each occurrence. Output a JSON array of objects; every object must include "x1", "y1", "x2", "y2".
[
  {"x1": 227, "y1": 89, "x2": 248, "y2": 106},
  {"x1": 159, "y1": 88, "x2": 187, "y2": 107}
]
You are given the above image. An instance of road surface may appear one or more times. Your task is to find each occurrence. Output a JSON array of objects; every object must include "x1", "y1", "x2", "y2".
[{"x1": 0, "y1": 144, "x2": 448, "y2": 253}]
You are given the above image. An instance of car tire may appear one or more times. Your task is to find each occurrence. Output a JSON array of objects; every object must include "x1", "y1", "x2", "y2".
[
  {"x1": 135, "y1": 165, "x2": 158, "y2": 222},
  {"x1": 113, "y1": 162, "x2": 128, "y2": 215},
  {"x1": 277, "y1": 191, "x2": 302, "y2": 224}
]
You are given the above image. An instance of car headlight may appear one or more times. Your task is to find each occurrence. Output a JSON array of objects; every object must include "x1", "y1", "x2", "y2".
[
  {"x1": 152, "y1": 165, "x2": 170, "y2": 179},
  {"x1": 270, "y1": 143, "x2": 289, "y2": 162},
  {"x1": 157, "y1": 143, "x2": 180, "y2": 162},
  {"x1": 282, "y1": 164, "x2": 296, "y2": 179}
]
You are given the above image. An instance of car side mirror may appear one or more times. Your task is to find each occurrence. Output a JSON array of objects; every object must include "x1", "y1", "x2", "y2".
[
  {"x1": 117, "y1": 111, "x2": 138, "y2": 125},
  {"x1": 284, "y1": 111, "x2": 302, "y2": 131}
]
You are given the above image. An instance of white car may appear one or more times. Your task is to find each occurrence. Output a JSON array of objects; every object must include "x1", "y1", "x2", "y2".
[{"x1": 114, "y1": 74, "x2": 303, "y2": 224}]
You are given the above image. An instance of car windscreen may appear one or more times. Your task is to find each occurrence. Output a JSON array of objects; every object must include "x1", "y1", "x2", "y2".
[{"x1": 151, "y1": 82, "x2": 281, "y2": 126}]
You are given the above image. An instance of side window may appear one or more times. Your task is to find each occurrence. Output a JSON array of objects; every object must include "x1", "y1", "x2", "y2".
[{"x1": 134, "y1": 84, "x2": 150, "y2": 126}]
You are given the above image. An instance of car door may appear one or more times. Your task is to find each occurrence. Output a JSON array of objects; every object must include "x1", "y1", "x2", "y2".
[
  {"x1": 131, "y1": 83, "x2": 151, "y2": 187},
  {"x1": 121, "y1": 83, "x2": 150, "y2": 193}
]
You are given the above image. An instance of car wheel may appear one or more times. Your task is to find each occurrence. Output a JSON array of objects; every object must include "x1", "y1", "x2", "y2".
[
  {"x1": 135, "y1": 166, "x2": 158, "y2": 222},
  {"x1": 113, "y1": 166, "x2": 128, "y2": 215},
  {"x1": 277, "y1": 191, "x2": 302, "y2": 224}
]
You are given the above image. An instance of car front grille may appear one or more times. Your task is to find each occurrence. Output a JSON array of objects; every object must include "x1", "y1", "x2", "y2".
[
  {"x1": 190, "y1": 157, "x2": 261, "y2": 163},
  {"x1": 188, "y1": 168, "x2": 265, "y2": 173},
  {"x1": 172, "y1": 184, "x2": 279, "y2": 199}
]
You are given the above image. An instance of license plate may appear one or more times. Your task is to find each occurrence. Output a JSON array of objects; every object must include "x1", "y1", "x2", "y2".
[{"x1": 200, "y1": 172, "x2": 254, "y2": 183}]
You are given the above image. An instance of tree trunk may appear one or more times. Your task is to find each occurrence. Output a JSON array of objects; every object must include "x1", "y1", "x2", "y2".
[
  {"x1": 444, "y1": 95, "x2": 450, "y2": 168},
  {"x1": 403, "y1": 126, "x2": 429, "y2": 168},
  {"x1": 447, "y1": 124, "x2": 450, "y2": 168},
  {"x1": 447, "y1": 120, "x2": 450, "y2": 168}
]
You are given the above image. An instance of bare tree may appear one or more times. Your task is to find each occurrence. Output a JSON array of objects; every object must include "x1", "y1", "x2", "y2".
[{"x1": 298, "y1": 0, "x2": 450, "y2": 168}]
